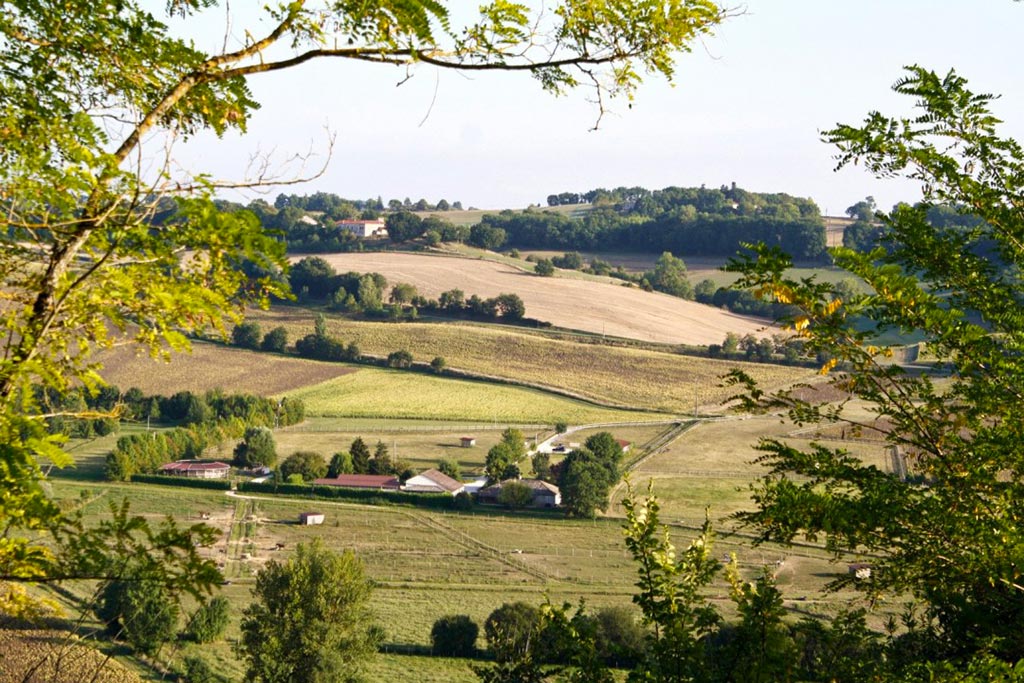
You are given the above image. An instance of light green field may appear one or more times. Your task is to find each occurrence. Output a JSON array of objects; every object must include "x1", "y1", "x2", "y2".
[
  {"x1": 252, "y1": 309, "x2": 812, "y2": 414},
  {"x1": 281, "y1": 366, "x2": 669, "y2": 423}
]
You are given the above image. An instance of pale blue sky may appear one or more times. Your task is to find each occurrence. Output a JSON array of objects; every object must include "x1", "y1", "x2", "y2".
[{"x1": 173, "y1": 2, "x2": 1022, "y2": 215}]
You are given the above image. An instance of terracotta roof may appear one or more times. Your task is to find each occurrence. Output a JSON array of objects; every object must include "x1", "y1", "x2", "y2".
[
  {"x1": 160, "y1": 460, "x2": 230, "y2": 472},
  {"x1": 312, "y1": 474, "x2": 400, "y2": 489}
]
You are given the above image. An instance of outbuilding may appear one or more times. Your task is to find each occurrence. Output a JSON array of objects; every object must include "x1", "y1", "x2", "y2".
[
  {"x1": 460, "y1": 436, "x2": 477, "y2": 448},
  {"x1": 403, "y1": 468, "x2": 465, "y2": 495},
  {"x1": 299, "y1": 512, "x2": 325, "y2": 525},
  {"x1": 159, "y1": 460, "x2": 231, "y2": 479}
]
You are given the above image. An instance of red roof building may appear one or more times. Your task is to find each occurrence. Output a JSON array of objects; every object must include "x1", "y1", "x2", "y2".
[{"x1": 312, "y1": 474, "x2": 401, "y2": 490}]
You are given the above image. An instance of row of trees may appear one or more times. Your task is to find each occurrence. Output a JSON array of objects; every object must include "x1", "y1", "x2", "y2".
[
  {"x1": 105, "y1": 391, "x2": 304, "y2": 480},
  {"x1": 473, "y1": 185, "x2": 828, "y2": 260}
]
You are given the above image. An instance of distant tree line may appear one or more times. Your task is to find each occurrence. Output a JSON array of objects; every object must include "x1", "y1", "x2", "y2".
[
  {"x1": 105, "y1": 389, "x2": 304, "y2": 480},
  {"x1": 474, "y1": 183, "x2": 828, "y2": 261}
]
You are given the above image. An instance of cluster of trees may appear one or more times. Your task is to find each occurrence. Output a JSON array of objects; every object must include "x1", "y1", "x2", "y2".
[
  {"x1": 105, "y1": 390, "x2": 304, "y2": 480},
  {"x1": 473, "y1": 184, "x2": 827, "y2": 261},
  {"x1": 326, "y1": 437, "x2": 415, "y2": 481},
  {"x1": 385, "y1": 211, "x2": 468, "y2": 245},
  {"x1": 96, "y1": 584, "x2": 230, "y2": 657},
  {"x1": 551, "y1": 432, "x2": 625, "y2": 518}
]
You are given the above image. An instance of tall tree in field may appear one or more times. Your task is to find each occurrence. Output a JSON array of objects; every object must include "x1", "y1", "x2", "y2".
[
  {"x1": 239, "y1": 540, "x2": 381, "y2": 683},
  {"x1": 0, "y1": 0, "x2": 727, "y2": 620},
  {"x1": 728, "y1": 67, "x2": 1024, "y2": 665}
]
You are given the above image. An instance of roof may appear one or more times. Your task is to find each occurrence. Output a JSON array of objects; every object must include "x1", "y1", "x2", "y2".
[
  {"x1": 407, "y1": 468, "x2": 463, "y2": 493},
  {"x1": 616, "y1": 439, "x2": 631, "y2": 448},
  {"x1": 312, "y1": 474, "x2": 401, "y2": 489},
  {"x1": 480, "y1": 478, "x2": 560, "y2": 496},
  {"x1": 160, "y1": 460, "x2": 230, "y2": 472}
]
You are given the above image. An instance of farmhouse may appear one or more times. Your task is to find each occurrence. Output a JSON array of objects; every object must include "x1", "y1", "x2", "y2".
[
  {"x1": 299, "y1": 512, "x2": 324, "y2": 525},
  {"x1": 159, "y1": 460, "x2": 230, "y2": 479},
  {"x1": 402, "y1": 468, "x2": 464, "y2": 495},
  {"x1": 477, "y1": 479, "x2": 561, "y2": 508},
  {"x1": 336, "y1": 218, "x2": 388, "y2": 238},
  {"x1": 312, "y1": 474, "x2": 401, "y2": 490}
]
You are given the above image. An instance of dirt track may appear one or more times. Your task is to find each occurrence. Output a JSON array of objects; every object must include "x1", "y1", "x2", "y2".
[{"x1": 310, "y1": 252, "x2": 772, "y2": 345}]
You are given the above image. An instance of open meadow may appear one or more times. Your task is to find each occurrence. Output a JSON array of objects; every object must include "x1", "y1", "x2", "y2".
[
  {"x1": 281, "y1": 366, "x2": 669, "y2": 423},
  {"x1": 248, "y1": 308, "x2": 812, "y2": 413},
  {"x1": 303, "y1": 252, "x2": 772, "y2": 345}
]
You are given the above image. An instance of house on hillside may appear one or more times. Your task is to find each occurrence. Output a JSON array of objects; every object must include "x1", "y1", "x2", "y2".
[
  {"x1": 402, "y1": 468, "x2": 465, "y2": 495},
  {"x1": 336, "y1": 218, "x2": 388, "y2": 238},
  {"x1": 477, "y1": 479, "x2": 561, "y2": 508},
  {"x1": 159, "y1": 460, "x2": 230, "y2": 479},
  {"x1": 312, "y1": 474, "x2": 401, "y2": 490}
]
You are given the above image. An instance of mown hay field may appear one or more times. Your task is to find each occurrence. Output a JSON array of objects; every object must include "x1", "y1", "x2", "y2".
[
  {"x1": 281, "y1": 366, "x2": 667, "y2": 423},
  {"x1": 95, "y1": 342, "x2": 355, "y2": 396},
  {"x1": 250, "y1": 309, "x2": 811, "y2": 414},
  {"x1": 303, "y1": 252, "x2": 771, "y2": 345},
  {"x1": 0, "y1": 629, "x2": 143, "y2": 683}
]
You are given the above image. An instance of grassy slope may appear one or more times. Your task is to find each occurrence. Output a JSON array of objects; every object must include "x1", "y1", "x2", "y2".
[
  {"x1": 251, "y1": 308, "x2": 811, "y2": 414},
  {"x1": 281, "y1": 366, "x2": 667, "y2": 423}
]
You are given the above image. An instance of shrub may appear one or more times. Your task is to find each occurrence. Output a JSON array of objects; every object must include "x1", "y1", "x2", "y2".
[
  {"x1": 232, "y1": 321, "x2": 262, "y2": 350},
  {"x1": 485, "y1": 602, "x2": 540, "y2": 662},
  {"x1": 186, "y1": 596, "x2": 231, "y2": 643},
  {"x1": 280, "y1": 450, "x2": 327, "y2": 482},
  {"x1": 260, "y1": 326, "x2": 288, "y2": 353},
  {"x1": 432, "y1": 615, "x2": 479, "y2": 657},
  {"x1": 387, "y1": 349, "x2": 413, "y2": 368}
]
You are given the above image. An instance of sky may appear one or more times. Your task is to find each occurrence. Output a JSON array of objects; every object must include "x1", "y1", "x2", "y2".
[{"x1": 171, "y1": 1, "x2": 1022, "y2": 216}]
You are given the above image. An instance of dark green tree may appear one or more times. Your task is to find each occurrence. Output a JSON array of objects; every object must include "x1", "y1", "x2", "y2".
[
  {"x1": 645, "y1": 251, "x2": 694, "y2": 299},
  {"x1": 349, "y1": 437, "x2": 371, "y2": 474},
  {"x1": 260, "y1": 326, "x2": 289, "y2": 353},
  {"x1": 279, "y1": 451, "x2": 327, "y2": 482},
  {"x1": 233, "y1": 426, "x2": 277, "y2": 468},
  {"x1": 232, "y1": 321, "x2": 263, "y2": 350},
  {"x1": 96, "y1": 579, "x2": 180, "y2": 655},
  {"x1": 239, "y1": 540, "x2": 381, "y2": 683},
  {"x1": 186, "y1": 595, "x2": 231, "y2": 643},
  {"x1": 485, "y1": 602, "x2": 542, "y2": 662},
  {"x1": 327, "y1": 451, "x2": 354, "y2": 478},
  {"x1": 432, "y1": 614, "x2": 480, "y2": 657}
]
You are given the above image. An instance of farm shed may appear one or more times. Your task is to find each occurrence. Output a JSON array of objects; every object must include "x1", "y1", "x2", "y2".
[
  {"x1": 616, "y1": 439, "x2": 631, "y2": 453},
  {"x1": 312, "y1": 474, "x2": 401, "y2": 490},
  {"x1": 403, "y1": 468, "x2": 465, "y2": 495},
  {"x1": 460, "y1": 436, "x2": 477, "y2": 448},
  {"x1": 477, "y1": 479, "x2": 561, "y2": 508},
  {"x1": 159, "y1": 460, "x2": 230, "y2": 479},
  {"x1": 299, "y1": 512, "x2": 325, "y2": 525}
]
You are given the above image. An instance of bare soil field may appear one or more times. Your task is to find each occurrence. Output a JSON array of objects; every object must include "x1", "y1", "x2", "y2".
[
  {"x1": 307, "y1": 252, "x2": 771, "y2": 345},
  {"x1": 95, "y1": 342, "x2": 356, "y2": 395}
]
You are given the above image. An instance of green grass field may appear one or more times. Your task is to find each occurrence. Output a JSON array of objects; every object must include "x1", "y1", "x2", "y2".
[
  {"x1": 281, "y1": 366, "x2": 671, "y2": 423},
  {"x1": 251, "y1": 309, "x2": 811, "y2": 414}
]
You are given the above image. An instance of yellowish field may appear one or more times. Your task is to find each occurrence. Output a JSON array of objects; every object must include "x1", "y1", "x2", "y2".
[
  {"x1": 282, "y1": 366, "x2": 667, "y2": 423},
  {"x1": 95, "y1": 342, "x2": 355, "y2": 396},
  {"x1": 250, "y1": 309, "x2": 810, "y2": 413},
  {"x1": 303, "y1": 252, "x2": 771, "y2": 345}
]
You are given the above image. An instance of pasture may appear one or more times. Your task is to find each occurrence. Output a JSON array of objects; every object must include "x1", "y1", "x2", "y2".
[
  {"x1": 281, "y1": 366, "x2": 667, "y2": 423},
  {"x1": 249, "y1": 309, "x2": 811, "y2": 414},
  {"x1": 303, "y1": 251, "x2": 772, "y2": 345}
]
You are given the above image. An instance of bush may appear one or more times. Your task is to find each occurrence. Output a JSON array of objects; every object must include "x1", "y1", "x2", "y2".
[
  {"x1": 233, "y1": 426, "x2": 276, "y2": 468},
  {"x1": 130, "y1": 474, "x2": 231, "y2": 490},
  {"x1": 432, "y1": 615, "x2": 479, "y2": 657},
  {"x1": 96, "y1": 580, "x2": 179, "y2": 655},
  {"x1": 280, "y1": 450, "x2": 327, "y2": 482},
  {"x1": 485, "y1": 602, "x2": 540, "y2": 662},
  {"x1": 387, "y1": 349, "x2": 413, "y2": 368},
  {"x1": 186, "y1": 596, "x2": 231, "y2": 643},
  {"x1": 261, "y1": 326, "x2": 288, "y2": 353},
  {"x1": 232, "y1": 321, "x2": 262, "y2": 350}
]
